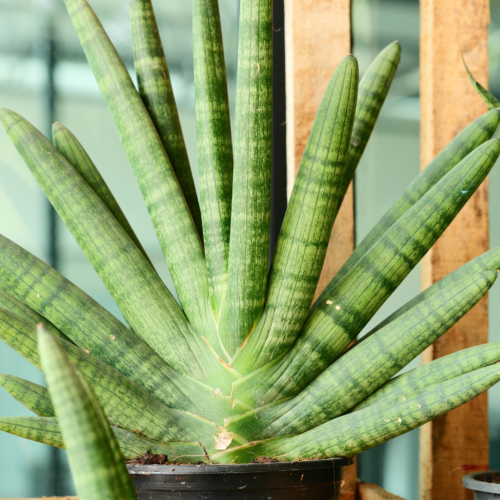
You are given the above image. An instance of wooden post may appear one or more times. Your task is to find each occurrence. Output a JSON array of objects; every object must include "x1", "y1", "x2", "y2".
[
  {"x1": 284, "y1": 0, "x2": 356, "y2": 496},
  {"x1": 419, "y1": 1, "x2": 490, "y2": 499}
]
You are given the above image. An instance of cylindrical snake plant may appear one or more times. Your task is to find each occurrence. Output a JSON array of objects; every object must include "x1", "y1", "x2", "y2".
[{"x1": 0, "y1": 0, "x2": 500, "y2": 466}]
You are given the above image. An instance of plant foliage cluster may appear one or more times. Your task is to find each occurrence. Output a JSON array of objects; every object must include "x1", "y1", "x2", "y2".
[{"x1": 0, "y1": 0, "x2": 499, "y2": 476}]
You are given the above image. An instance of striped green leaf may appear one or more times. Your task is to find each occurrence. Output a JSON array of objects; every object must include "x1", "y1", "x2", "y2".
[
  {"x1": 464, "y1": 58, "x2": 500, "y2": 110},
  {"x1": 52, "y1": 122, "x2": 151, "y2": 264},
  {"x1": 193, "y1": 0, "x2": 233, "y2": 330},
  {"x1": 0, "y1": 109, "x2": 237, "y2": 388},
  {"x1": 340, "y1": 41, "x2": 401, "y2": 197},
  {"x1": 214, "y1": 365, "x2": 500, "y2": 463},
  {"x1": 130, "y1": 0, "x2": 203, "y2": 238},
  {"x1": 63, "y1": 0, "x2": 214, "y2": 346},
  {"x1": 315, "y1": 108, "x2": 500, "y2": 308},
  {"x1": 0, "y1": 235, "x2": 241, "y2": 415},
  {"x1": 0, "y1": 416, "x2": 207, "y2": 463},
  {"x1": 227, "y1": 271, "x2": 496, "y2": 440},
  {"x1": 38, "y1": 325, "x2": 138, "y2": 500},
  {"x1": 76, "y1": 364, "x2": 148, "y2": 496},
  {"x1": 0, "y1": 289, "x2": 70, "y2": 343},
  {"x1": 218, "y1": 0, "x2": 273, "y2": 355},
  {"x1": 0, "y1": 374, "x2": 55, "y2": 417},
  {"x1": 0, "y1": 311, "x2": 218, "y2": 448},
  {"x1": 354, "y1": 342, "x2": 500, "y2": 411},
  {"x1": 3, "y1": 306, "x2": 246, "y2": 432},
  {"x1": 364, "y1": 245, "x2": 500, "y2": 336},
  {"x1": 231, "y1": 56, "x2": 358, "y2": 374},
  {"x1": 233, "y1": 139, "x2": 500, "y2": 407}
]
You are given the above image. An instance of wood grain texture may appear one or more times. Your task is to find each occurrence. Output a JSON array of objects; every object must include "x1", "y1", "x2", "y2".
[
  {"x1": 284, "y1": 0, "x2": 355, "y2": 491},
  {"x1": 340, "y1": 458, "x2": 358, "y2": 500},
  {"x1": 419, "y1": 1, "x2": 490, "y2": 499},
  {"x1": 359, "y1": 483, "x2": 405, "y2": 500}
]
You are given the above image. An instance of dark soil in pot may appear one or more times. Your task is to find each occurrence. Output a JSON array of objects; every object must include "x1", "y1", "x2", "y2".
[
  {"x1": 463, "y1": 471, "x2": 500, "y2": 499},
  {"x1": 127, "y1": 457, "x2": 353, "y2": 499}
]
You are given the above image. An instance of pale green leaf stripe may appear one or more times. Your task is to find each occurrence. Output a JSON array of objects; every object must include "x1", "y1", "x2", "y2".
[
  {"x1": 130, "y1": 0, "x2": 203, "y2": 238},
  {"x1": 231, "y1": 56, "x2": 358, "y2": 374},
  {"x1": 219, "y1": 0, "x2": 273, "y2": 355},
  {"x1": 233, "y1": 139, "x2": 500, "y2": 407},
  {"x1": 340, "y1": 41, "x2": 401, "y2": 198},
  {"x1": 52, "y1": 122, "x2": 151, "y2": 265},
  {"x1": 63, "y1": 0, "x2": 213, "y2": 343},
  {"x1": 464, "y1": 58, "x2": 500, "y2": 110},
  {"x1": 0, "y1": 236, "x2": 240, "y2": 418},
  {"x1": 0, "y1": 417, "x2": 207, "y2": 463},
  {"x1": 214, "y1": 365, "x2": 500, "y2": 463},
  {"x1": 0, "y1": 289, "x2": 70, "y2": 343},
  {"x1": 0, "y1": 374, "x2": 55, "y2": 417},
  {"x1": 38, "y1": 326, "x2": 137, "y2": 500},
  {"x1": 354, "y1": 342, "x2": 500, "y2": 411},
  {"x1": 315, "y1": 109, "x2": 500, "y2": 308},
  {"x1": 1, "y1": 311, "x2": 218, "y2": 448},
  {"x1": 0, "y1": 109, "x2": 237, "y2": 389},
  {"x1": 193, "y1": 0, "x2": 233, "y2": 330},
  {"x1": 364, "y1": 245, "x2": 500, "y2": 336},
  {"x1": 227, "y1": 271, "x2": 496, "y2": 440}
]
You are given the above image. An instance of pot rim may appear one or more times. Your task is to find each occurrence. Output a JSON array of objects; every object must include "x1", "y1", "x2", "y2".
[
  {"x1": 463, "y1": 471, "x2": 500, "y2": 493},
  {"x1": 127, "y1": 457, "x2": 353, "y2": 475}
]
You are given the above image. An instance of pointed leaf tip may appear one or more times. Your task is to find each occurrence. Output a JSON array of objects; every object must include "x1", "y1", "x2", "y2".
[
  {"x1": 0, "y1": 108, "x2": 14, "y2": 127},
  {"x1": 52, "y1": 122, "x2": 65, "y2": 134},
  {"x1": 343, "y1": 54, "x2": 358, "y2": 65}
]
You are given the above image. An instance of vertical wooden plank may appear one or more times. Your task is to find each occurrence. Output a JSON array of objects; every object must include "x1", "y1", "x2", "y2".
[
  {"x1": 419, "y1": 1, "x2": 490, "y2": 499},
  {"x1": 284, "y1": 0, "x2": 356, "y2": 494},
  {"x1": 341, "y1": 456, "x2": 359, "y2": 500}
]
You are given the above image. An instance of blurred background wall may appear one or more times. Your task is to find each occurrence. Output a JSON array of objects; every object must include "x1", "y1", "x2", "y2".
[{"x1": 0, "y1": 0, "x2": 499, "y2": 499}]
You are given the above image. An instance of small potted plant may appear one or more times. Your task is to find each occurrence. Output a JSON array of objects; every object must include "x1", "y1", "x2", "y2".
[
  {"x1": 463, "y1": 471, "x2": 500, "y2": 499},
  {"x1": 1, "y1": 0, "x2": 500, "y2": 498}
]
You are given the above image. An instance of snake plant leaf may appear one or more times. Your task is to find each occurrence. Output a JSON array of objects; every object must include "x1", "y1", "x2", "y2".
[
  {"x1": 76, "y1": 365, "x2": 146, "y2": 496},
  {"x1": 0, "y1": 374, "x2": 55, "y2": 417},
  {"x1": 340, "y1": 41, "x2": 401, "y2": 197},
  {"x1": 52, "y1": 122, "x2": 151, "y2": 265},
  {"x1": 62, "y1": 0, "x2": 218, "y2": 348},
  {"x1": 213, "y1": 364, "x2": 500, "y2": 463},
  {"x1": 218, "y1": 0, "x2": 273, "y2": 355},
  {"x1": 231, "y1": 55, "x2": 358, "y2": 374},
  {"x1": 0, "y1": 304, "x2": 243, "y2": 426},
  {"x1": 0, "y1": 311, "x2": 218, "y2": 447},
  {"x1": 233, "y1": 138, "x2": 500, "y2": 407},
  {"x1": 0, "y1": 416, "x2": 207, "y2": 463},
  {"x1": 0, "y1": 235, "x2": 241, "y2": 415},
  {"x1": 130, "y1": 0, "x2": 202, "y2": 238},
  {"x1": 315, "y1": 108, "x2": 500, "y2": 308},
  {"x1": 464, "y1": 57, "x2": 500, "y2": 109},
  {"x1": 0, "y1": 109, "x2": 237, "y2": 388},
  {"x1": 354, "y1": 342, "x2": 500, "y2": 411},
  {"x1": 364, "y1": 245, "x2": 500, "y2": 336},
  {"x1": 0, "y1": 289, "x2": 70, "y2": 343},
  {"x1": 193, "y1": 0, "x2": 233, "y2": 329},
  {"x1": 227, "y1": 271, "x2": 496, "y2": 440},
  {"x1": 38, "y1": 325, "x2": 138, "y2": 500}
]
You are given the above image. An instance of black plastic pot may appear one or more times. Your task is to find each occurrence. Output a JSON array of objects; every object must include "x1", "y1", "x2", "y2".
[
  {"x1": 463, "y1": 471, "x2": 500, "y2": 499},
  {"x1": 127, "y1": 457, "x2": 353, "y2": 499}
]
